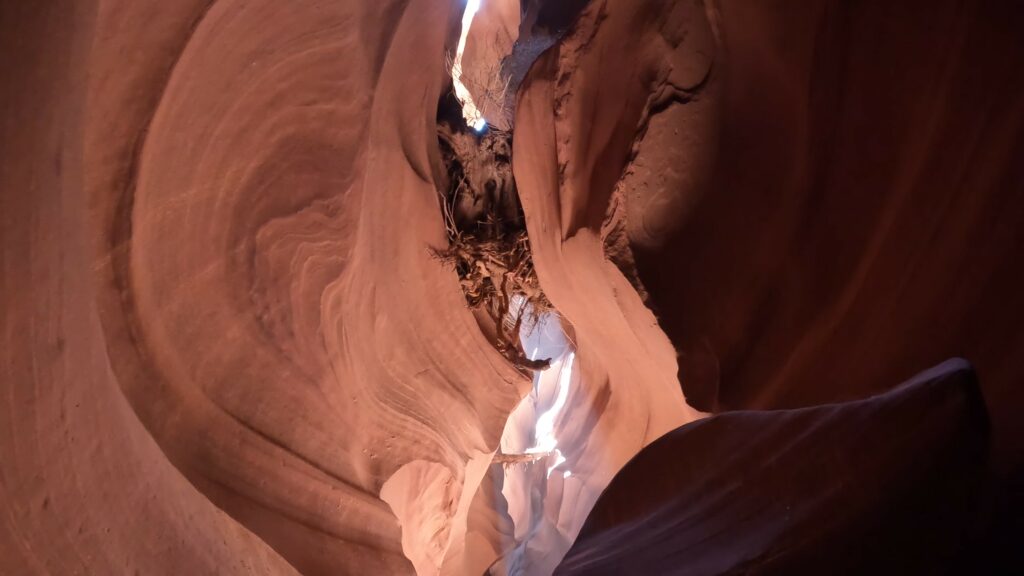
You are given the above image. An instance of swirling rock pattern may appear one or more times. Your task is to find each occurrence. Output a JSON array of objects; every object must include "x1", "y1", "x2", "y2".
[
  {"x1": 3, "y1": 0, "x2": 1023, "y2": 574},
  {"x1": 6, "y1": 0, "x2": 531, "y2": 574},
  {"x1": 5, "y1": 0, "x2": 704, "y2": 572}
]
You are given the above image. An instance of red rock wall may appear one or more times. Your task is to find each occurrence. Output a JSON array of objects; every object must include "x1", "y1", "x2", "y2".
[
  {"x1": 4, "y1": 0, "x2": 1022, "y2": 573},
  {"x1": 0, "y1": 2, "x2": 299, "y2": 573},
  {"x1": 4, "y1": 0, "x2": 531, "y2": 574},
  {"x1": 635, "y1": 0, "x2": 1024, "y2": 482}
]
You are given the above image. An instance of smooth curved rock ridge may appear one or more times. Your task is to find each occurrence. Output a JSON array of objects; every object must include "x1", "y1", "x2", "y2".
[
  {"x1": 556, "y1": 359, "x2": 991, "y2": 574},
  {"x1": 1, "y1": 2, "x2": 299, "y2": 574},
  {"x1": 10, "y1": 0, "x2": 533, "y2": 574},
  {"x1": 495, "y1": 0, "x2": 716, "y2": 572},
  {"x1": 516, "y1": 0, "x2": 712, "y2": 467}
]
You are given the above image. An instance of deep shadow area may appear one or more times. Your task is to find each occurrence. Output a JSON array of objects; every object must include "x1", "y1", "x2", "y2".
[
  {"x1": 632, "y1": 3, "x2": 1024, "y2": 564},
  {"x1": 557, "y1": 360, "x2": 994, "y2": 574}
]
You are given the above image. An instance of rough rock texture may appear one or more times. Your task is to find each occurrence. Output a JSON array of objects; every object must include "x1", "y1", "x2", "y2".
[
  {"x1": 516, "y1": 0, "x2": 711, "y2": 443},
  {"x1": 499, "y1": 0, "x2": 716, "y2": 570},
  {"x1": 461, "y1": 0, "x2": 521, "y2": 130},
  {"x1": 556, "y1": 359, "x2": 991, "y2": 574},
  {"x1": 628, "y1": 0, "x2": 1024, "y2": 557},
  {"x1": 637, "y1": 0, "x2": 1024, "y2": 454},
  {"x1": 579, "y1": 0, "x2": 1024, "y2": 570}
]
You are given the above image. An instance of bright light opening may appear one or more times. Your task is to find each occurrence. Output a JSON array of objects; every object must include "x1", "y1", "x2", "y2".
[
  {"x1": 452, "y1": 0, "x2": 488, "y2": 129},
  {"x1": 526, "y1": 351, "x2": 574, "y2": 457},
  {"x1": 546, "y1": 449, "x2": 567, "y2": 478}
]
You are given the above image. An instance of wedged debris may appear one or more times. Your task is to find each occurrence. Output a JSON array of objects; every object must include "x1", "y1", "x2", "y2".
[{"x1": 435, "y1": 122, "x2": 551, "y2": 371}]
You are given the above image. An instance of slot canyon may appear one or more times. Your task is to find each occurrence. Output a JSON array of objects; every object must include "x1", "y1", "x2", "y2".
[{"x1": 2, "y1": 0, "x2": 1023, "y2": 574}]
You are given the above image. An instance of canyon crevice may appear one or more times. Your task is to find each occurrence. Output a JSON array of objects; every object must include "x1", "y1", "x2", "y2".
[{"x1": 2, "y1": 0, "x2": 1022, "y2": 574}]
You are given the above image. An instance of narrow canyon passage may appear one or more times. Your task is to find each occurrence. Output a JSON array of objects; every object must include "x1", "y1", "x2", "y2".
[{"x1": 2, "y1": 0, "x2": 1023, "y2": 575}]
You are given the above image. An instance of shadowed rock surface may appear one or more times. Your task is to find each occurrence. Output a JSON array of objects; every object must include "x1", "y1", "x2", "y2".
[{"x1": 556, "y1": 359, "x2": 991, "y2": 574}]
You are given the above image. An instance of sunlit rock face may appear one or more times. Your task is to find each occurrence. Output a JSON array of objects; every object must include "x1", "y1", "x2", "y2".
[
  {"x1": 4, "y1": 0, "x2": 528, "y2": 574},
  {"x1": 2, "y1": 0, "x2": 704, "y2": 573},
  {"x1": 3, "y1": 0, "x2": 1024, "y2": 575}
]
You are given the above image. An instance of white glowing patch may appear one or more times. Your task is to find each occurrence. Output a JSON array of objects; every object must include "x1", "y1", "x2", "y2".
[
  {"x1": 452, "y1": 0, "x2": 487, "y2": 129},
  {"x1": 563, "y1": 470, "x2": 572, "y2": 479},
  {"x1": 546, "y1": 449, "x2": 567, "y2": 478},
  {"x1": 523, "y1": 351, "x2": 575, "y2": 479}
]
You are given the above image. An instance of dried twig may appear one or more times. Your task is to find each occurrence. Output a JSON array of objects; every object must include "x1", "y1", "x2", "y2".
[{"x1": 434, "y1": 177, "x2": 552, "y2": 370}]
